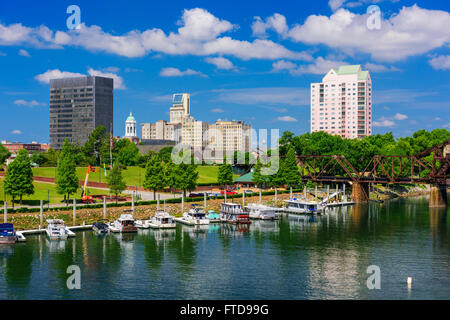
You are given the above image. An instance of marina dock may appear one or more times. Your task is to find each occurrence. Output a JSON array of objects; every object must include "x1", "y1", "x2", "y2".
[{"x1": 15, "y1": 225, "x2": 92, "y2": 242}]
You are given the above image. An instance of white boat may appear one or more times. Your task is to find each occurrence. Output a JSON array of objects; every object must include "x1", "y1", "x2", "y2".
[
  {"x1": 46, "y1": 219, "x2": 69, "y2": 240},
  {"x1": 111, "y1": 214, "x2": 138, "y2": 233},
  {"x1": 245, "y1": 203, "x2": 279, "y2": 220},
  {"x1": 283, "y1": 197, "x2": 326, "y2": 214},
  {"x1": 176, "y1": 205, "x2": 210, "y2": 226},
  {"x1": 149, "y1": 211, "x2": 176, "y2": 229}
]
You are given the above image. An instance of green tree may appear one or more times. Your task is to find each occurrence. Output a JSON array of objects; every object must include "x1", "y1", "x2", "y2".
[
  {"x1": 218, "y1": 157, "x2": 233, "y2": 189},
  {"x1": 0, "y1": 144, "x2": 11, "y2": 167},
  {"x1": 3, "y1": 149, "x2": 34, "y2": 207},
  {"x1": 83, "y1": 125, "x2": 108, "y2": 165},
  {"x1": 55, "y1": 139, "x2": 79, "y2": 205},
  {"x1": 107, "y1": 164, "x2": 127, "y2": 203},
  {"x1": 251, "y1": 158, "x2": 266, "y2": 188},
  {"x1": 163, "y1": 159, "x2": 177, "y2": 195},
  {"x1": 116, "y1": 140, "x2": 141, "y2": 166},
  {"x1": 268, "y1": 157, "x2": 285, "y2": 197},
  {"x1": 143, "y1": 154, "x2": 166, "y2": 200},
  {"x1": 174, "y1": 156, "x2": 199, "y2": 198},
  {"x1": 283, "y1": 146, "x2": 301, "y2": 189}
]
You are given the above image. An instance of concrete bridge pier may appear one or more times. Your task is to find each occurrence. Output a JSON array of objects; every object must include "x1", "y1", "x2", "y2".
[
  {"x1": 351, "y1": 182, "x2": 370, "y2": 203},
  {"x1": 429, "y1": 184, "x2": 447, "y2": 208}
]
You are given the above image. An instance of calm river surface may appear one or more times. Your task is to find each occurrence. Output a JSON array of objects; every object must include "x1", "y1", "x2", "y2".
[{"x1": 0, "y1": 195, "x2": 449, "y2": 300}]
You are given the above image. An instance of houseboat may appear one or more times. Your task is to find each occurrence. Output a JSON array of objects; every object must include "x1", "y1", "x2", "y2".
[
  {"x1": 220, "y1": 203, "x2": 251, "y2": 224},
  {"x1": 0, "y1": 223, "x2": 17, "y2": 244},
  {"x1": 175, "y1": 204, "x2": 210, "y2": 226},
  {"x1": 283, "y1": 197, "x2": 326, "y2": 215},
  {"x1": 46, "y1": 219, "x2": 69, "y2": 240},
  {"x1": 111, "y1": 214, "x2": 138, "y2": 233},
  {"x1": 245, "y1": 203, "x2": 279, "y2": 220}
]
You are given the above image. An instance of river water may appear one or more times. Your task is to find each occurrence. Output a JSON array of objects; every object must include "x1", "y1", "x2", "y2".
[{"x1": 0, "y1": 195, "x2": 448, "y2": 300}]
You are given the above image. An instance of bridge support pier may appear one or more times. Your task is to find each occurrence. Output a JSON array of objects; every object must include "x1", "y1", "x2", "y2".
[
  {"x1": 429, "y1": 184, "x2": 447, "y2": 208},
  {"x1": 351, "y1": 182, "x2": 369, "y2": 203}
]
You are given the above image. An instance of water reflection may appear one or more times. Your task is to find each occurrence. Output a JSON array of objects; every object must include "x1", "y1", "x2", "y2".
[{"x1": 0, "y1": 194, "x2": 448, "y2": 299}]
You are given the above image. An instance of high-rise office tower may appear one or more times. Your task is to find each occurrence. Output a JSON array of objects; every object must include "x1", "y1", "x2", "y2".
[
  {"x1": 49, "y1": 76, "x2": 114, "y2": 149},
  {"x1": 170, "y1": 93, "x2": 190, "y2": 124},
  {"x1": 310, "y1": 65, "x2": 372, "y2": 139}
]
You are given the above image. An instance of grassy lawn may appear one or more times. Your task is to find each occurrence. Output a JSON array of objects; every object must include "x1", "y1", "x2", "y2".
[
  {"x1": 0, "y1": 177, "x2": 110, "y2": 205},
  {"x1": 32, "y1": 165, "x2": 237, "y2": 186}
]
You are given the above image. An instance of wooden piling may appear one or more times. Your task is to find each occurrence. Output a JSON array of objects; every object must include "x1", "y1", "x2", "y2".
[
  {"x1": 73, "y1": 198, "x2": 76, "y2": 226},
  {"x1": 40, "y1": 200, "x2": 43, "y2": 228},
  {"x1": 103, "y1": 196, "x2": 106, "y2": 220}
]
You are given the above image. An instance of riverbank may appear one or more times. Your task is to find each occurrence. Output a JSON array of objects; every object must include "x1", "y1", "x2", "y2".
[
  {"x1": 375, "y1": 184, "x2": 430, "y2": 200},
  {"x1": 5, "y1": 193, "x2": 291, "y2": 230}
]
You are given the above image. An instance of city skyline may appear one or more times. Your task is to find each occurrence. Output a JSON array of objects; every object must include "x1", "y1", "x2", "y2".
[{"x1": 0, "y1": 0, "x2": 449, "y2": 143}]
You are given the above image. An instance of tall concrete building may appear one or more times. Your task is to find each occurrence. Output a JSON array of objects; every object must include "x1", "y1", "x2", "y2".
[
  {"x1": 208, "y1": 120, "x2": 252, "y2": 154},
  {"x1": 141, "y1": 120, "x2": 181, "y2": 142},
  {"x1": 170, "y1": 93, "x2": 190, "y2": 124},
  {"x1": 310, "y1": 65, "x2": 372, "y2": 139},
  {"x1": 181, "y1": 115, "x2": 209, "y2": 150},
  {"x1": 49, "y1": 76, "x2": 113, "y2": 149}
]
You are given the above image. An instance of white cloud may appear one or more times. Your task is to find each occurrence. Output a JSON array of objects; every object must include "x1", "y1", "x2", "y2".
[
  {"x1": 429, "y1": 55, "x2": 450, "y2": 71},
  {"x1": 35, "y1": 69, "x2": 84, "y2": 83},
  {"x1": 291, "y1": 56, "x2": 347, "y2": 75},
  {"x1": 328, "y1": 0, "x2": 347, "y2": 11},
  {"x1": 0, "y1": 23, "x2": 62, "y2": 48},
  {"x1": 14, "y1": 99, "x2": 46, "y2": 107},
  {"x1": 2, "y1": 8, "x2": 304, "y2": 61},
  {"x1": 276, "y1": 116, "x2": 298, "y2": 122},
  {"x1": 34, "y1": 68, "x2": 125, "y2": 89},
  {"x1": 260, "y1": 5, "x2": 450, "y2": 62},
  {"x1": 364, "y1": 62, "x2": 400, "y2": 72},
  {"x1": 11, "y1": 129, "x2": 22, "y2": 135},
  {"x1": 271, "y1": 57, "x2": 347, "y2": 75},
  {"x1": 160, "y1": 67, "x2": 206, "y2": 77},
  {"x1": 211, "y1": 108, "x2": 224, "y2": 113},
  {"x1": 373, "y1": 119, "x2": 396, "y2": 127},
  {"x1": 212, "y1": 87, "x2": 309, "y2": 106},
  {"x1": 272, "y1": 60, "x2": 297, "y2": 72},
  {"x1": 251, "y1": 13, "x2": 289, "y2": 38},
  {"x1": 205, "y1": 57, "x2": 234, "y2": 70},
  {"x1": 87, "y1": 68, "x2": 126, "y2": 89},
  {"x1": 18, "y1": 49, "x2": 31, "y2": 57},
  {"x1": 393, "y1": 113, "x2": 408, "y2": 120}
]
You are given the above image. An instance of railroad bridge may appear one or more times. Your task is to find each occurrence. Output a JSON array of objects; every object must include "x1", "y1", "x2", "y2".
[{"x1": 295, "y1": 139, "x2": 449, "y2": 207}]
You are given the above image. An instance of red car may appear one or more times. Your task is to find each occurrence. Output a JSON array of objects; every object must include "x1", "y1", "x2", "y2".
[{"x1": 220, "y1": 190, "x2": 237, "y2": 195}]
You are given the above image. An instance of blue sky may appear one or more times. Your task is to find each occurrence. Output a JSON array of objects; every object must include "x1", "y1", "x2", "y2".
[{"x1": 0, "y1": 0, "x2": 449, "y2": 143}]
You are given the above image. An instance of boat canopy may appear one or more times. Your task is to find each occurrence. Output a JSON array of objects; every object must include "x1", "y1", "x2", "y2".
[
  {"x1": 119, "y1": 214, "x2": 134, "y2": 221},
  {"x1": 0, "y1": 223, "x2": 14, "y2": 230},
  {"x1": 46, "y1": 219, "x2": 65, "y2": 224}
]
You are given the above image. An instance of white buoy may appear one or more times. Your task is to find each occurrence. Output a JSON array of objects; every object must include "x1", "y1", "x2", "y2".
[{"x1": 407, "y1": 277, "x2": 412, "y2": 286}]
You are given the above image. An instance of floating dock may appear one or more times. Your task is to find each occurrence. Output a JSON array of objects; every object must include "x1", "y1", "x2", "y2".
[{"x1": 15, "y1": 225, "x2": 92, "y2": 242}]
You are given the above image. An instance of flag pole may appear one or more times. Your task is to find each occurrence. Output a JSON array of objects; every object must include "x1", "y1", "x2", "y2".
[{"x1": 110, "y1": 122, "x2": 113, "y2": 168}]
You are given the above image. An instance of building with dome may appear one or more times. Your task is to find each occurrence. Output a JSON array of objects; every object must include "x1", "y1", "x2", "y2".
[{"x1": 124, "y1": 112, "x2": 140, "y2": 144}]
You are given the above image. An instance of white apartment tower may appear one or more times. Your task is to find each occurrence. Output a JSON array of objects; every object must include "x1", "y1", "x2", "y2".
[
  {"x1": 310, "y1": 65, "x2": 372, "y2": 139},
  {"x1": 170, "y1": 93, "x2": 190, "y2": 124}
]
